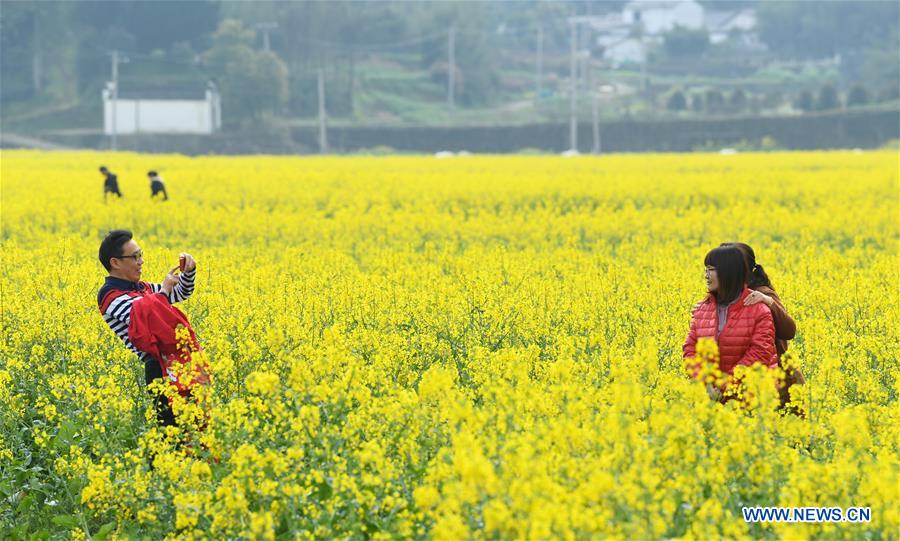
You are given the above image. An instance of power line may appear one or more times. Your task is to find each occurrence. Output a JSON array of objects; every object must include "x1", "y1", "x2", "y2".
[{"x1": 294, "y1": 30, "x2": 449, "y2": 53}]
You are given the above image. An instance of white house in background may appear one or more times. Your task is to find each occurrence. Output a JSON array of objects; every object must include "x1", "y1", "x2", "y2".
[
  {"x1": 601, "y1": 37, "x2": 648, "y2": 65},
  {"x1": 103, "y1": 82, "x2": 221, "y2": 135},
  {"x1": 589, "y1": 1, "x2": 760, "y2": 66},
  {"x1": 621, "y1": 0, "x2": 704, "y2": 34},
  {"x1": 705, "y1": 8, "x2": 759, "y2": 45},
  {"x1": 587, "y1": 13, "x2": 646, "y2": 66},
  {"x1": 589, "y1": 1, "x2": 705, "y2": 66}
]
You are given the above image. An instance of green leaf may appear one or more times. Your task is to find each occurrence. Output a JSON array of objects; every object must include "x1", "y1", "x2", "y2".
[
  {"x1": 92, "y1": 522, "x2": 116, "y2": 541},
  {"x1": 57, "y1": 420, "x2": 76, "y2": 447},
  {"x1": 67, "y1": 477, "x2": 83, "y2": 497},
  {"x1": 11, "y1": 525, "x2": 27, "y2": 541},
  {"x1": 121, "y1": 523, "x2": 142, "y2": 539},
  {"x1": 50, "y1": 514, "x2": 79, "y2": 528},
  {"x1": 16, "y1": 493, "x2": 35, "y2": 513}
]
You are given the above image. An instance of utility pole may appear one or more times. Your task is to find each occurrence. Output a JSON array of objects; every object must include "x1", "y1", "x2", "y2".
[
  {"x1": 255, "y1": 22, "x2": 278, "y2": 52},
  {"x1": 536, "y1": 24, "x2": 543, "y2": 99},
  {"x1": 569, "y1": 20, "x2": 577, "y2": 152},
  {"x1": 641, "y1": 49, "x2": 648, "y2": 93},
  {"x1": 32, "y1": 15, "x2": 42, "y2": 93},
  {"x1": 448, "y1": 27, "x2": 455, "y2": 110},
  {"x1": 592, "y1": 93, "x2": 601, "y2": 154},
  {"x1": 585, "y1": 30, "x2": 593, "y2": 100},
  {"x1": 317, "y1": 68, "x2": 328, "y2": 154},
  {"x1": 111, "y1": 50, "x2": 120, "y2": 151}
]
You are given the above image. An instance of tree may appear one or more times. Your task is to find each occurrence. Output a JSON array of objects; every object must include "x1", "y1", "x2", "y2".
[
  {"x1": 237, "y1": 2, "x2": 413, "y2": 117},
  {"x1": 816, "y1": 85, "x2": 840, "y2": 111},
  {"x1": 0, "y1": 3, "x2": 40, "y2": 102},
  {"x1": 204, "y1": 19, "x2": 289, "y2": 125},
  {"x1": 758, "y1": 1, "x2": 899, "y2": 59},
  {"x1": 73, "y1": 0, "x2": 219, "y2": 53},
  {"x1": 878, "y1": 86, "x2": 900, "y2": 102},
  {"x1": 69, "y1": 1, "x2": 216, "y2": 97},
  {"x1": 846, "y1": 84, "x2": 869, "y2": 107},
  {"x1": 728, "y1": 88, "x2": 748, "y2": 113},
  {"x1": 691, "y1": 93, "x2": 704, "y2": 113},
  {"x1": 761, "y1": 90, "x2": 784, "y2": 111},
  {"x1": 255, "y1": 50, "x2": 289, "y2": 115},
  {"x1": 666, "y1": 90, "x2": 687, "y2": 111},
  {"x1": 662, "y1": 26, "x2": 709, "y2": 57},
  {"x1": 862, "y1": 41, "x2": 900, "y2": 101},
  {"x1": 705, "y1": 89, "x2": 725, "y2": 114},
  {"x1": 418, "y1": 3, "x2": 499, "y2": 106},
  {"x1": 795, "y1": 90, "x2": 814, "y2": 112},
  {"x1": 0, "y1": 2, "x2": 79, "y2": 103}
]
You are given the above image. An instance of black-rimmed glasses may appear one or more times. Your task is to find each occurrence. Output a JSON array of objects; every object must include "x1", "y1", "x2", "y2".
[{"x1": 116, "y1": 250, "x2": 143, "y2": 261}]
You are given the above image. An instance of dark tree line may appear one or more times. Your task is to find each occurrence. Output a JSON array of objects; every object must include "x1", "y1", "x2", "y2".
[{"x1": 1, "y1": 1, "x2": 897, "y2": 125}]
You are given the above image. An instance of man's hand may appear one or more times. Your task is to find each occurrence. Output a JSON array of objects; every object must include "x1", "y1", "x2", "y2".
[
  {"x1": 744, "y1": 289, "x2": 773, "y2": 307},
  {"x1": 161, "y1": 266, "x2": 180, "y2": 295},
  {"x1": 179, "y1": 253, "x2": 196, "y2": 272}
]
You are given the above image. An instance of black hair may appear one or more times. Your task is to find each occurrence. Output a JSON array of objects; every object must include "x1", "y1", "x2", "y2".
[
  {"x1": 704, "y1": 245, "x2": 748, "y2": 305},
  {"x1": 99, "y1": 229, "x2": 133, "y2": 271},
  {"x1": 148, "y1": 171, "x2": 157, "y2": 177},
  {"x1": 99, "y1": 166, "x2": 108, "y2": 172},
  {"x1": 722, "y1": 242, "x2": 773, "y2": 290}
]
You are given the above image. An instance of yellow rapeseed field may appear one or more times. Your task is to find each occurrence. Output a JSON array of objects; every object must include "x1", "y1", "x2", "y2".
[{"x1": 0, "y1": 150, "x2": 897, "y2": 540}]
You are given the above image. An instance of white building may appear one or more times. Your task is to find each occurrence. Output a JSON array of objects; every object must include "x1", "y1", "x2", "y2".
[
  {"x1": 103, "y1": 82, "x2": 221, "y2": 135},
  {"x1": 586, "y1": 13, "x2": 646, "y2": 66},
  {"x1": 621, "y1": 0, "x2": 704, "y2": 35},
  {"x1": 705, "y1": 9, "x2": 758, "y2": 45},
  {"x1": 601, "y1": 37, "x2": 648, "y2": 65},
  {"x1": 588, "y1": 1, "x2": 760, "y2": 66},
  {"x1": 588, "y1": 1, "x2": 705, "y2": 66}
]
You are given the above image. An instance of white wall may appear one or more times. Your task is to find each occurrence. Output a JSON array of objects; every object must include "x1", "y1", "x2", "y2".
[
  {"x1": 103, "y1": 92, "x2": 219, "y2": 135},
  {"x1": 605, "y1": 39, "x2": 646, "y2": 65},
  {"x1": 623, "y1": 1, "x2": 704, "y2": 35}
]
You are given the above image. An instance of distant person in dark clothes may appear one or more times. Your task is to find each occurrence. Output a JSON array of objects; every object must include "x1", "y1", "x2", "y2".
[
  {"x1": 100, "y1": 166, "x2": 122, "y2": 201},
  {"x1": 148, "y1": 171, "x2": 169, "y2": 201}
]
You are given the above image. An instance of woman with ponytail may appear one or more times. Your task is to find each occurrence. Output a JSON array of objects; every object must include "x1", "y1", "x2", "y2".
[{"x1": 724, "y1": 242, "x2": 805, "y2": 413}]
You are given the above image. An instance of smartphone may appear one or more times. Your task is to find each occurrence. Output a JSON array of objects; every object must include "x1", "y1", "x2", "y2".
[{"x1": 179, "y1": 255, "x2": 186, "y2": 272}]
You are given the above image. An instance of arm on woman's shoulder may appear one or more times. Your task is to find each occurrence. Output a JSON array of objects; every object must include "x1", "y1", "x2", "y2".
[{"x1": 756, "y1": 286, "x2": 796, "y2": 341}]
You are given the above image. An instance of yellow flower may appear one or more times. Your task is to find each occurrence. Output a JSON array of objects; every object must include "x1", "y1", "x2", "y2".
[
  {"x1": 246, "y1": 370, "x2": 280, "y2": 395},
  {"x1": 1, "y1": 150, "x2": 896, "y2": 539},
  {"x1": 413, "y1": 485, "x2": 440, "y2": 510}
]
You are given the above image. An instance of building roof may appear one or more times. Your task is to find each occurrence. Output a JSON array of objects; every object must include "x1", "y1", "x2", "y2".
[
  {"x1": 624, "y1": 0, "x2": 697, "y2": 11},
  {"x1": 705, "y1": 9, "x2": 756, "y2": 31},
  {"x1": 112, "y1": 82, "x2": 215, "y2": 100}
]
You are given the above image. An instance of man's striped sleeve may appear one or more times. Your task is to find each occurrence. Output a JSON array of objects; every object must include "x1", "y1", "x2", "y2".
[
  {"x1": 99, "y1": 291, "x2": 145, "y2": 359},
  {"x1": 147, "y1": 268, "x2": 196, "y2": 303}
]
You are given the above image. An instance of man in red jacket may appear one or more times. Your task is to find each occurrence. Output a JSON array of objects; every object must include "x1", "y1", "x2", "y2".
[
  {"x1": 684, "y1": 244, "x2": 777, "y2": 402},
  {"x1": 97, "y1": 229, "x2": 198, "y2": 426}
]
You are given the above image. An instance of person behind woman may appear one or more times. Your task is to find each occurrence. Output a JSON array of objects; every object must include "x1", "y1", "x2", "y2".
[
  {"x1": 725, "y1": 242, "x2": 804, "y2": 412},
  {"x1": 684, "y1": 244, "x2": 778, "y2": 402}
]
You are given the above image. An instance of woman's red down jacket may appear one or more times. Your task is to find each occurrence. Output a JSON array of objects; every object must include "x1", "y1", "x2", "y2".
[{"x1": 683, "y1": 287, "x2": 778, "y2": 376}]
